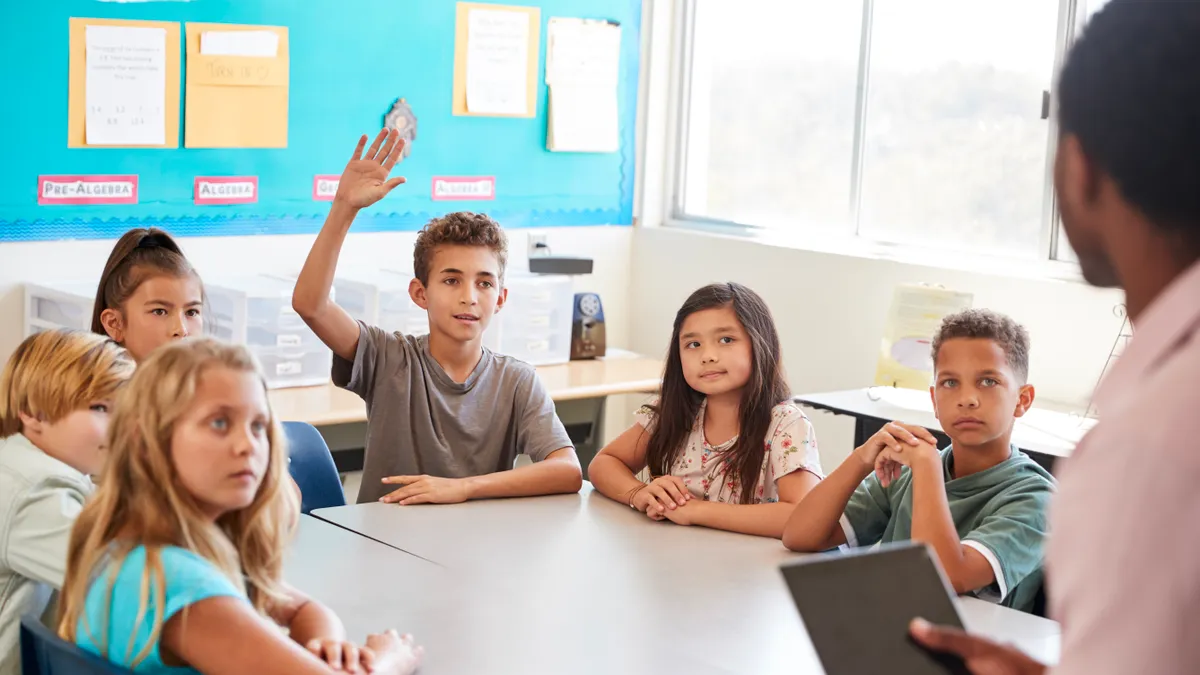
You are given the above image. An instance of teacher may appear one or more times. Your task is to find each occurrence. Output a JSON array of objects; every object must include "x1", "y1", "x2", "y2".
[{"x1": 911, "y1": 2, "x2": 1200, "y2": 673}]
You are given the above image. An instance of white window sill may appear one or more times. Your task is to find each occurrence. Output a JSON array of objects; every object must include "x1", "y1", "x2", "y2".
[{"x1": 661, "y1": 217, "x2": 1085, "y2": 286}]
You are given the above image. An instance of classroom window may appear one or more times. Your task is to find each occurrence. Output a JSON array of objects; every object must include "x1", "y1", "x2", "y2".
[
  {"x1": 1050, "y1": 0, "x2": 1110, "y2": 263},
  {"x1": 675, "y1": 0, "x2": 865, "y2": 232},
  {"x1": 858, "y1": 0, "x2": 1059, "y2": 258},
  {"x1": 672, "y1": 0, "x2": 1078, "y2": 265}
]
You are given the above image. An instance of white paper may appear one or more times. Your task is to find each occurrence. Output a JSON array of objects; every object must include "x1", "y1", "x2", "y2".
[
  {"x1": 546, "y1": 18, "x2": 621, "y2": 86},
  {"x1": 548, "y1": 85, "x2": 619, "y2": 152},
  {"x1": 545, "y1": 18, "x2": 621, "y2": 153},
  {"x1": 85, "y1": 25, "x2": 167, "y2": 146},
  {"x1": 200, "y1": 30, "x2": 279, "y2": 57},
  {"x1": 466, "y1": 9, "x2": 530, "y2": 115}
]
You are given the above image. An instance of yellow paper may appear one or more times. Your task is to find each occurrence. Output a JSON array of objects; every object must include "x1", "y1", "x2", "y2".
[
  {"x1": 68, "y1": 17, "x2": 181, "y2": 149},
  {"x1": 874, "y1": 284, "x2": 974, "y2": 390},
  {"x1": 188, "y1": 55, "x2": 288, "y2": 87},
  {"x1": 184, "y1": 22, "x2": 289, "y2": 148},
  {"x1": 452, "y1": 3, "x2": 540, "y2": 118}
]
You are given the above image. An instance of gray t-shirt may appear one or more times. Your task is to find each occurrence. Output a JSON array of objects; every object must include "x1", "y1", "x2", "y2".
[{"x1": 333, "y1": 322, "x2": 574, "y2": 504}]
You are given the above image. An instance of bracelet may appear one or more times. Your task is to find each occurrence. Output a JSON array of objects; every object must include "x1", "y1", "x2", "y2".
[{"x1": 626, "y1": 484, "x2": 647, "y2": 509}]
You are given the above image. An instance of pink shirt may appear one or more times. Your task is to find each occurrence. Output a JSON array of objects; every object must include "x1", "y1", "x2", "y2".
[{"x1": 1048, "y1": 260, "x2": 1200, "y2": 674}]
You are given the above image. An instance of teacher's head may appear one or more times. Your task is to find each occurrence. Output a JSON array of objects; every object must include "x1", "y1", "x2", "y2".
[{"x1": 1054, "y1": 0, "x2": 1200, "y2": 302}]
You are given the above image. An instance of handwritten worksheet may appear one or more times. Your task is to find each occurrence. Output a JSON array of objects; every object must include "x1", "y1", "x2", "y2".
[{"x1": 85, "y1": 24, "x2": 167, "y2": 145}]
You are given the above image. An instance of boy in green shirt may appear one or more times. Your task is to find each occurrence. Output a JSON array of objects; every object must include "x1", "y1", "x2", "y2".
[{"x1": 783, "y1": 309, "x2": 1055, "y2": 612}]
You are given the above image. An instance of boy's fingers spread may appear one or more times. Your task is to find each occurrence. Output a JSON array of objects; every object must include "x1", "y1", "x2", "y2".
[
  {"x1": 365, "y1": 128, "x2": 387, "y2": 160},
  {"x1": 377, "y1": 130, "x2": 397, "y2": 164},
  {"x1": 384, "y1": 138, "x2": 407, "y2": 169}
]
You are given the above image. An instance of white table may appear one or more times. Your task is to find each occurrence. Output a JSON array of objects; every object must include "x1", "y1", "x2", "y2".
[
  {"x1": 797, "y1": 387, "x2": 1096, "y2": 469},
  {"x1": 293, "y1": 485, "x2": 1060, "y2": 674}
]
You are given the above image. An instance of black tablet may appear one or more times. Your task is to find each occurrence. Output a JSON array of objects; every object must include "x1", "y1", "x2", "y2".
[{"x1": 779, "y1": 542, "x2": 971, "y2": 675}]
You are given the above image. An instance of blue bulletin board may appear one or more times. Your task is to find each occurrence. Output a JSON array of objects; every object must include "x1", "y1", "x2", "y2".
[{"x1": 0, "y1": 0, "x2": 641, "y2": 242}]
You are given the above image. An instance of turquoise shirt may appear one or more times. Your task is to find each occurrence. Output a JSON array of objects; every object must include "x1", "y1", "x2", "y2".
[
  {"x1": 75, "y1": 545, "x2": 245, "y2": 674},
  {"x1": 841, "y1": 445, "x2": 1055, "y2": 612}
]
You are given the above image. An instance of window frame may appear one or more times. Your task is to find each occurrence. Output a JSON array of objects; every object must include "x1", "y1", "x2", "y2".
[{"x1": 664, "y1": 0, "x2": 1088, "y2": 275}]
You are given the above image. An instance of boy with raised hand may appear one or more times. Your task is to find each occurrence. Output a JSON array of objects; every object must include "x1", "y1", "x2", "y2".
[
  {"x1": 783, "y1": 309, "x2": 1054, "y2": 613},
  {"x1": 293, "y1": 129, "x2": 581, "y2": 505}
]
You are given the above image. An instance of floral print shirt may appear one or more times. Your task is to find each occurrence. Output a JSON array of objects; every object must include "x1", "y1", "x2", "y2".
[{"x1": 635, "y1": 399, "x2": 823, "y2": 504}]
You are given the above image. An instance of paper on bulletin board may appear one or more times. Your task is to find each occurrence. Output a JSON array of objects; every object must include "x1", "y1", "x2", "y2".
[
  {"x1": 184, "y1": 22, "x2": 289, "y2": 148},
  {"x1": 67, "y1": 17, "x2": 181, "y2": 149},
  {"x1": 547, "y1": 86, "x2": 618, "y2": 152},
  {"x1": 545, "y1": 17, "x2": 620, "y2": 87},
  {"x1": 452, "y1": 3, "x2": 539, "y2": 118},
  {"x1": 874, "y1": 284, "x2": 974, "y2": 390},
  {"x1": 545, "y1": 17, "x2": 620, "y2": 152},
  {"x1": 84, "y1": 25, "x2": 167, "y2": 145}
]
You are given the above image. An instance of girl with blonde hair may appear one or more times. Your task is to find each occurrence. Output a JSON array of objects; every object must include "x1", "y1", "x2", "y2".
[{"x1": 58, "y1": 338, "x2": 422, "y2": 675}]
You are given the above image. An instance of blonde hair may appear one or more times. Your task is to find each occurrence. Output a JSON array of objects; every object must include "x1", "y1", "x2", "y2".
[
  {"x1": 0, "y1": 329, "x2": 135, "y2": 438},
  {"x1": 57, "y1": 338, "x2": 298, "y2": 666}
]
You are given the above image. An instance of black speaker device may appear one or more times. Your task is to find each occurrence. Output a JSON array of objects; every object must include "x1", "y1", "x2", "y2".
[{"x1": 570, "y1": 292, "x2": 606, "y2": 360}]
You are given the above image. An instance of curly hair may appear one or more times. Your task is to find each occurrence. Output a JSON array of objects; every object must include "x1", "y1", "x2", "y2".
[
  {"x1": 413, "y1": 212, "x2": 508, "y2": 284},
  {"x1": 931, "y1": 309, "x2": 1030, "y2": 383}
]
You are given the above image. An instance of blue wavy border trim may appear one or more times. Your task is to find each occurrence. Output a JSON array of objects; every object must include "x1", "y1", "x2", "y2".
[{"x1": 0, "y1": 208, "x2": 627, "y2": 241}]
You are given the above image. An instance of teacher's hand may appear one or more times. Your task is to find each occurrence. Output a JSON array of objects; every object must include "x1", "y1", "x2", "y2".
[{"x1": 909, "y1": 619, "x2": 1047, "y2": 675}]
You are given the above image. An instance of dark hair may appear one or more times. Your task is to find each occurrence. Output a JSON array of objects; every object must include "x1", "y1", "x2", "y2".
[
  {"x1": 1058, "y1": 0, "x2": 1200, "y2": 252},
  {"x1": 644, "y1": 283, "x2": 790, "y2": 505},
  {"x1": 412, "y1": 212, "x2": 508, "y2": 285},
  {"x1": 932, "y1": 309, "x2": 1030, "y2": 383},
  {"x1": 91, "y1": 228, "x2": 201, "y2": 334}
]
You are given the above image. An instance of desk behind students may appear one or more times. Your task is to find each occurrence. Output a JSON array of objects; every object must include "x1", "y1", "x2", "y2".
[
  {"x1": 267, "y1": 350, "x2": 663, "y2": 425},
  {"x1": 796, "y1": 387, "x2": 1094, "y2": 471}
]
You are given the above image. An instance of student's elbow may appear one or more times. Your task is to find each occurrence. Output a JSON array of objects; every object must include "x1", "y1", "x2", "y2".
[
  {"x1": 938, "y1": 554, "x2": 984, "y2": 595},
  {"x1": 553, "y1": 449, "x2": 584, "y2": 492},
  {"x1": 782, "y1": 520, "x2": 819, "y2": 552},
  {"x1": 585, "y1": 451, "x2": 608, "y2": 483},
  {"x1": 946, "y1": 570, "x2": 976, "y2": 596},
  {"x1": 290, "y1": 286, "x2": 323, "y2": 320},
  {"x1": 781, "y1": 528, "x2": 804, "y2": 552},
  {"x1": 782, "y1": 529, "x2": 819, "y2": 553},
  {"x1": 566, "y1": 466, "x2": 584, "y2": 493}
]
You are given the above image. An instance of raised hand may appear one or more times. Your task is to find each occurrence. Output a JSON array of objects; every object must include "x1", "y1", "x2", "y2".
[{"x1": 334, "y1": 129, "x2": 408, "y2": 210}]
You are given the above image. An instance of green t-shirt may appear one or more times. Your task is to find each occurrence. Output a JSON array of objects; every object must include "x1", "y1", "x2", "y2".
[{"x1": 841, "y1": 445, "x2": 1055, "y2": 612}]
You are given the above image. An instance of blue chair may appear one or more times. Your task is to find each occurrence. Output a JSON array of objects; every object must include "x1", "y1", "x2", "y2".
[
  {"x1": 283, "y1": 421, "x2": 347, "y2": 513},
  {"x1": 19, "y1": 615, "x2": 132, "y2": 675}
]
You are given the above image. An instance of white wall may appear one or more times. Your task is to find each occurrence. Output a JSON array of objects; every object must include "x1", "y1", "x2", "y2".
[{"x1": 628, "y1": 226, "x2": 1123, "y2": 469}]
